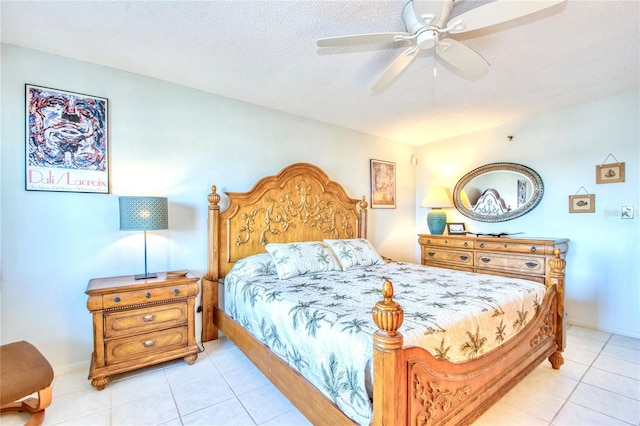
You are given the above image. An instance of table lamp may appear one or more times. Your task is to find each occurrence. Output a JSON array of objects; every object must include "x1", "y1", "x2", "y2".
[
  {"x1": 421, "y1": 186, "x2": 452, "y2": 235},
  {"x1": 119, "y1": 196, "x2": 168, "y2": 279}
]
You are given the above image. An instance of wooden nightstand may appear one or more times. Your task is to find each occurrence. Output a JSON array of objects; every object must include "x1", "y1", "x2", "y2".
[{"x1": 86, "y1": 272, "x2": 200, "y2": 390}]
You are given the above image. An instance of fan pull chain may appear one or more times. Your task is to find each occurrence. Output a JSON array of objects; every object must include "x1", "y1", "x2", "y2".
[{"x1": 434, "y1": 53, "x2": 437, "y2": 76}]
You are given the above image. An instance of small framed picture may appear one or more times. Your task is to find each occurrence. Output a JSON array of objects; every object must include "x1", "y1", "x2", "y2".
[
  {"x1": 621, "y1": 206, "x2": 634, "y2": 219},
  {"x1": 446, "y1": 222, "x2": 467, "y2": 235},
  {"x1": 370, "y1": 159, "x2": 396, "y2": 209},
  {"x1": 569, "y1": 194, "x2": 595, "y2": 213},
  {"x1": 596, "y1": 162, "x2": 625, "y2": 184}
]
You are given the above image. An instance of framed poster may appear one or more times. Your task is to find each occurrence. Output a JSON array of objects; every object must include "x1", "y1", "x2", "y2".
[
  {"x1": 25, "y1": 84, "x2": 109, "y2": 193},
  {"x1": 370, "y1": 159, "x2": 396, "y2": 209}
]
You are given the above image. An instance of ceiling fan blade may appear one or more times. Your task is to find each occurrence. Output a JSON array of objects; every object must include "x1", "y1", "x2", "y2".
[
  {"x1": 317, "y1": 32, "x2": 409, "y2": 47},
  {"x1": 372, "y1": 47, "x2": 420, "y2": 91},
  {"x1": 435, "y1": 38, "x2": 489, "y2": 78},
  {"x1": 449, "y1": 0, "x2": 566, "y2": 34}
]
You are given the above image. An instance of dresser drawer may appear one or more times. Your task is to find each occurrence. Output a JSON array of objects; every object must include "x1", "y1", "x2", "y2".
[
  {"x1": 420, "y1": 237, "x2": 473, "y2": 249},
  {"x1": 475, "y1": 240, "x2": 547, "y2": 254},
  {"x1": 105, "y1": 326, "x2": 189, "y2": 364},
  {"x1": 423, "y1": 248, "x2": 474, "y2": 267},
  {"x1": 104, "y1": 302, "x2": 188, "y2": 338},
  {"x1": 475, "y1": 252, "x2": 545, "y2": 275},
  {"x1": 103, "y1": 285, "x2": 188, "y2": 309}
]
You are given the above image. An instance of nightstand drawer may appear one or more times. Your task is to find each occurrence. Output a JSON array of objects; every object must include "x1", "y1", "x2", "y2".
[
  {"x1": 104, "y1": 302, "x2": 188, "y2": 338},
  {"x1": 475, "y1": 252, "x2": 545, "y2": 275},
  {"x1": 105, "y1": 326, "x2": 189, "y2": 364},
  {"x1": 103, "y1": 285, "x2": 187, "y2": 309},
  {"x1": 423, "y1": 248, "x2": 473, "y2": 267}
]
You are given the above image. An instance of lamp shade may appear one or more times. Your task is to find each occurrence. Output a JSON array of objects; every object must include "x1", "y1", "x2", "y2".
[
  {"x1": 119, "y1": 196, "x2": 168, "y2": 231},
  {"x1": 420, "y1": 186, "x2": 453, "y2": 208}
]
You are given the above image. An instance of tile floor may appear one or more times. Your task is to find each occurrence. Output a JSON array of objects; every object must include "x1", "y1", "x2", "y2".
[{"x1": 2, "y1": 325, "x2": 638, "y2": 426}]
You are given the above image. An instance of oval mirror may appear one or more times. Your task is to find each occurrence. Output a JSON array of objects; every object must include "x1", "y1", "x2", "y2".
[{"x1": 453, "y1": 162, "x2": 544, "y2": 223}]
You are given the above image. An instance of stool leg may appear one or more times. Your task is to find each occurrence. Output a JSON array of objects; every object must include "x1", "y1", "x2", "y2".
[{"x1": 0, "y1": 385, "x2": 53, "y2": 426}]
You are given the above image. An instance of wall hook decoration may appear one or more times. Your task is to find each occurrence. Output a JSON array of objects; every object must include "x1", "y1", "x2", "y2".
[
  {"x1": 596, "y1": 153, "x2": 625, "y2": 184},
  {"x1": 569, "y1": 186, "x2": 595, "y2": 213}
]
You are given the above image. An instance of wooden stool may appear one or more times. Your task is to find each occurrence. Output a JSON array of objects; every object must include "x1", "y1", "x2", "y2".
[{"x1": 0, "y1": 341, "x2": 54, "y2": 426}]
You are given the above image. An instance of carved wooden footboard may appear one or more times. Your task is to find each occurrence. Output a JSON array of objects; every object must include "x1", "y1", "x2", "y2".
[{"x1": 371, "y1": 251, "x2": 566, "y2": 426}]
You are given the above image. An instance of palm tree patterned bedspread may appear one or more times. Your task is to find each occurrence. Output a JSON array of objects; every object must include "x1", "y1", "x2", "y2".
[{"x1": 224, "y1": 257, "x2": 546, "y2": 425}]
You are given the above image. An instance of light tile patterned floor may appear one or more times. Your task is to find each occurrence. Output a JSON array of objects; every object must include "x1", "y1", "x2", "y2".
[{"x1": 2, "y1": 325, "x2": 638, "y2": 425}]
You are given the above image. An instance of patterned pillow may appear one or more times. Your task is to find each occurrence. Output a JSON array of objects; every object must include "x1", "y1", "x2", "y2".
[
  {"x1": 265, "y1": 241, "x2": 342, "y2": 279},
  {"x1": 232, "y1": 253, "x2": 277, "y2": 277},
  {"x1": 324, "y1": 238, "x2": 385, "y2": 271}
]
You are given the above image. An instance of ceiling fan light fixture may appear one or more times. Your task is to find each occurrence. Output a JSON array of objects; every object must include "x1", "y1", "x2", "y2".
[{"x1": 416, "y1": 30, "x2": 437, "y2": 49}]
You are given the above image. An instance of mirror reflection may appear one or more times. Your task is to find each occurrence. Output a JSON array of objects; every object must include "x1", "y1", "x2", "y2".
[{"x1": 453, "y1": 163, "x2": 543, "y2": 223}]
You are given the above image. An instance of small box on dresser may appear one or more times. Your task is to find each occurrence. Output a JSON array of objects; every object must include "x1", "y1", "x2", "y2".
[{"x1": 86, "y1": 271, "x2": 200, "y2": 390}]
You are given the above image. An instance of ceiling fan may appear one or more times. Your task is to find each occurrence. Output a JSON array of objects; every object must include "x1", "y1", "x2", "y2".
[{"x1": 317, "y1": 0, "x2": 565, "y2": 91}]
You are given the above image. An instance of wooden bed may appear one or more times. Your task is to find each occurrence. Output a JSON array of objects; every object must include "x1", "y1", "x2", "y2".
[{"x1": 201, "y1": 162, "x2": 566, "y2": 426}]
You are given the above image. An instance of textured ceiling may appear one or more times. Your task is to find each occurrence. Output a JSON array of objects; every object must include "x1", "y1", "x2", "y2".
[{"x1": 1, "y1": 0, "x2": 638, "y2": 145}]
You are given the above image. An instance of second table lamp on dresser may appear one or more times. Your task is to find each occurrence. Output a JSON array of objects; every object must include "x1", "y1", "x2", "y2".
[
  {"x1": 421, "y1": 186, "x2": 452, "y2": 235},
  {"x1": 118, "y1": 196, "x2": 168, "y2": 279}
]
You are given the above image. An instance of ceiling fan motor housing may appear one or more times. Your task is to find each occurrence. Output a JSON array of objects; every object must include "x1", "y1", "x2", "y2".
[{"x1": 402, "y1": 1, "x2": 451, "y2": 49}]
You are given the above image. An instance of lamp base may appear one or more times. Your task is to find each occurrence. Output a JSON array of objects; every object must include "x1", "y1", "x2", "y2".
[
  {"x1": 427, "y1": 209, "x2": 447, "y2": 235},
  {"x1": 134, "y1": 272, "x2": 158, "y2": 280}
]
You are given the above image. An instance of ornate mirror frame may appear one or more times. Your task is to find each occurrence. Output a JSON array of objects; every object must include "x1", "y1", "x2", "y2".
[{"x1": 453, "y1": 162, "x2": 544, "y2": 223}]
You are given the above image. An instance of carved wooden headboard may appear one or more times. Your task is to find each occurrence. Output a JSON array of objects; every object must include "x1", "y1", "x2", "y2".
[
  {"x1": 201, "y1": 163, "x2": 368, "y2": 340},
  {"x1": 206, "y1": 162, "x2": 368, "y2": 280}
]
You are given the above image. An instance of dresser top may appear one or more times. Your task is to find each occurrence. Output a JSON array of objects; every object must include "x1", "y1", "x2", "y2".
[{"x1": 417, "y1": 234, "x2": 569, "y2": 245}]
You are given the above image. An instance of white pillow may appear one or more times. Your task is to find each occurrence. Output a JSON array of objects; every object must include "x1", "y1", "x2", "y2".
[
  {"x1": 265, "y1": 241, "x2": 342, "y2": 279},
  {"x1": 232, "y1": 253, "x2": 276, "y2": 277},
  {"x1": 324, "y1": 238, "x2": 384, "y2": 271}
]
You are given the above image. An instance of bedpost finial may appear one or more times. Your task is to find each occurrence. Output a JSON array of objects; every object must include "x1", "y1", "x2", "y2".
[
  {"x1": 549, "y1": 248, "x2": 566, "y2": 274},
  {"x1": 372, "y1": 280, "x2": 404, "y2": 350},
  {"x1": 208, "y1": 185, "x2": 221, "y2": 208},
  {"x1": 359, "y1": 196, "x2": 368, "y2": 212}
]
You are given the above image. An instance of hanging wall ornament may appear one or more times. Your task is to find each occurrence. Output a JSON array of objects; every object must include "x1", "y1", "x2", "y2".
[
  {"x1": 596, "y1": 153, "x2": 625, "y2": 184},
  {"x1": 569, "y1": 186, "x2": 595, "y2": 213}
]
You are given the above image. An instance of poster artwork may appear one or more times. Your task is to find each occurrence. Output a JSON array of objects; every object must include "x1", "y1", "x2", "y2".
[{"x1": 26, "y1": 85, "x2": 109, "y2": 193}]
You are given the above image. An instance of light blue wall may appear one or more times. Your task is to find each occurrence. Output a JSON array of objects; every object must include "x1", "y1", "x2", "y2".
[
  {"x1": 1, "y1": 45, "x2": 417, "y2": 369},
  {"x1": 416, "y1": 91, "x2": 640, "y2": 338},
  {"x1": 2, "y1": 44, "x2": 638, "y2": 371}
]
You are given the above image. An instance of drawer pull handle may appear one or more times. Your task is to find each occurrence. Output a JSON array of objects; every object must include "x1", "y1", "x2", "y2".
[
  {"x1": 525, "y1": 262, "x2": 539, "y2": 268},
  {"x1": 114, "y1": 296, "x2": 121, "y2": 303},
  {"x1": 142, "y1": 340, "x2": 156, "y2": 348},
  {"x1": 460, "y1": 255, "x2": 469, "y2": 261},
  {"x1": 479, "y1": 243, "x2": 485, "y2": 248},
  {"x1": 426, "y1": 239, "x2": 431, "y2": 244},
  {"x1": 480, "y1": 257, "x2": 491, "y2": 264},
  {"x1": 173, "y1": 289, "x2": 180, "y2": 296},
  {"x1": 145, "y1": 292, "x2": 151, "y2": 298},
  {"x1": 530, "y1": 246, "x2": 537, "y2": 253},
  {"x1": 141, "y1": 314, "x2": 156, "y2": 322},
  {"x1": 444, "y1": 240, "x2": 448, "y2": 244},
  {"x1": 463, "y1": 242, "x2": 468, "y2": 247},
  {"x1": 428, "y1": 251, "x2": 436, "y2": 257},
  {"x1": 504, "y1": 244, "x2": 508, "y2": 248}
]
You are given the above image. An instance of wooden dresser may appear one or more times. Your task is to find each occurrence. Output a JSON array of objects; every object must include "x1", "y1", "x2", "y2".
[
  {"x1": 418, "y1": 234, "x2": 569, "y2": 285},
  {"x1": 86, "y1": 272, "x2": 200, "y2": 390}
]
